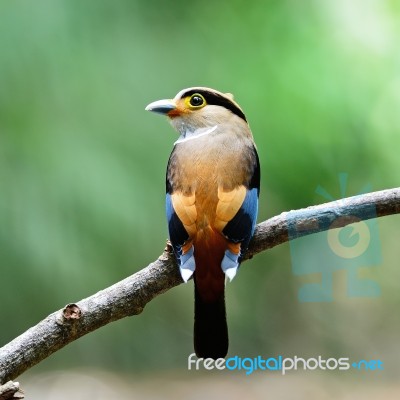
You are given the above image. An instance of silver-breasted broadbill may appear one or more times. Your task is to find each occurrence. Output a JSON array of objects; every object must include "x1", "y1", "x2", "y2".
[{"x1": 146, "y1": 87, "x2": 260, "y2": 359}]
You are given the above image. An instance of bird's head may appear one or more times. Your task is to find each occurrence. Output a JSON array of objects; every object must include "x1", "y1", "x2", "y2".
[{"x1": 145, "y1": 87, "x2": 248, "y2": 136}]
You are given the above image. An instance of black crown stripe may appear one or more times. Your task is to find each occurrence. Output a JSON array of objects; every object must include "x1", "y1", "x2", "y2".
[{"x1": 182, "y1": 89, "x2": 247, "y2": 122}]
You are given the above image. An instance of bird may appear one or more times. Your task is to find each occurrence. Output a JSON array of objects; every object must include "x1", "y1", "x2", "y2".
[{"x1": 145, "y1": 87, "x2": 260, "y2": 359}]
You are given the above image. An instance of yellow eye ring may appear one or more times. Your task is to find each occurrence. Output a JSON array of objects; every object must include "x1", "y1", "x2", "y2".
[{"x1": 186, "y1": 93, "x2": 206, "y2": 109}]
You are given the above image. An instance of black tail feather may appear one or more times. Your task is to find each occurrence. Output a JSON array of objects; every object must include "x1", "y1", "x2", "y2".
[{"x1": 193, "y1": 283, "x2": 228, "y2": 359}]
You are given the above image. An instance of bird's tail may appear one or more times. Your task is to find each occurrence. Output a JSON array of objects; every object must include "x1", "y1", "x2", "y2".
[
  {"x1": 193, "y1": 230, "x2": 229, "y2": 359},
  {"x1": 194, "y1": 278, "x2": 228, "y2": 359}
]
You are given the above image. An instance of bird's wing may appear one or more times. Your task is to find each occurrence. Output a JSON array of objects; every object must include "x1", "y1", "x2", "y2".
[
  {"x1": 220, "y1": 187, "x2": 258, "y2": 246},
  {"x1": 214, "y1": 186, "x2": 247, "y2": 232},
  {"x1": 215, "y1": 146, "x2": 260, "y2": 257},
  {"x1": 166, "y1": 192, "x2": 196, "y2": 256}
]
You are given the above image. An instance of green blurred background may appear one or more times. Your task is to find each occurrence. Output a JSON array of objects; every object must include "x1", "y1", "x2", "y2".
[{"x1": 1, "y1": 0, "x2": 400, "y2": 398}]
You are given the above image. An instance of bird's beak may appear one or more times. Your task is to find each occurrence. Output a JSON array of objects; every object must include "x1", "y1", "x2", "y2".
[{"x1": 145, "y1": 99, "x2": 177, "y2": 115}]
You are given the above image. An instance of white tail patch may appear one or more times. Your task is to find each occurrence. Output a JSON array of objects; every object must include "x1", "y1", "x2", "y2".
[
  {"x1": 179, "y1": 245, "x2": 196, "y2": 283},
  {"x1": 224, "y1": 266, "x2": 238, "y2": 282},
  {"x1": 180, "y1": 267, "x2": 195, "y2": 283},
  {"x1": 221, "y1": 249, "x2": 239, "y2": 282}
]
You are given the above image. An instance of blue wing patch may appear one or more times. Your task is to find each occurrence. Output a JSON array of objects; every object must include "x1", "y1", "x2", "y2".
[
  {"x1": 222, "y1": 187, "x2": 259, "y2": 257},
  {"x1": 166, "y1": 193, "x2": 189, "y2": 258}
]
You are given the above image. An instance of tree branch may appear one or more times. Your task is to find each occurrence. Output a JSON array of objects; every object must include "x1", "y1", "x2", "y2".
[{"x1": 0, "y1": 187, "x2": 399, "y2": 385}]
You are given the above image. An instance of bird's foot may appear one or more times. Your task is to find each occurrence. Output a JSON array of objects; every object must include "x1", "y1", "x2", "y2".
[
  {"x1": 221, "y1": 250, "x2": 239, "y2": 282},
  {"x1": 179, "y1": 246, "x2": 196, "y2": 282}
]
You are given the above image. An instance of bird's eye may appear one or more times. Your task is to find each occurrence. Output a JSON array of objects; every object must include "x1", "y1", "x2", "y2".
[{"x1": 189, "y1": 94, "x2": 205, "y2": 107}]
